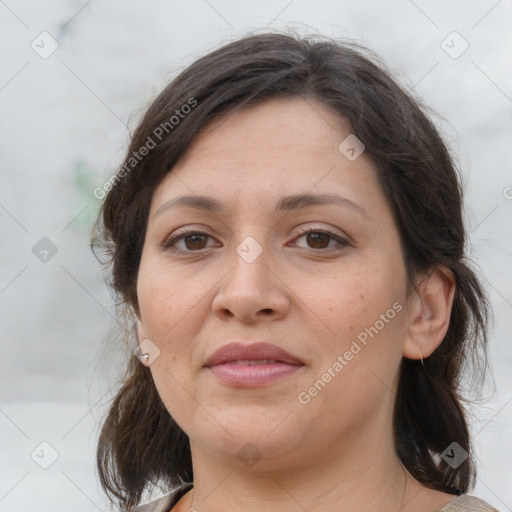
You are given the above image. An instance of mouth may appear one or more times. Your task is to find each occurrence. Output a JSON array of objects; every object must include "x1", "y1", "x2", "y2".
[
  {"x1": 204, "y1": 342, "x2": 305, "y2": 388},
  {"x1": 223, "y1": 359, "x2": 286, "y2": 365}
]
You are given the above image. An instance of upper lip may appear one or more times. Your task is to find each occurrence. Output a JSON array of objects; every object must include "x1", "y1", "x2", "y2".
[{"x1": 204, "y1": 342, "x2": 304, "y2": 367}]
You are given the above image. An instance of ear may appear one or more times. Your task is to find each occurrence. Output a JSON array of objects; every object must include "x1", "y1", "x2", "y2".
[
  {"x1": 136, "y1": 316, "x2": 146, "y2": 342},
  {"x1": 402, "y1": 265, "x2": 456, "y2": 360},
  {"x1": 133, "y1": 304, "x2": 145, "y2": 339},
  {"x1": 133, "y1": 307, "x2": 151, "y2": 367}
]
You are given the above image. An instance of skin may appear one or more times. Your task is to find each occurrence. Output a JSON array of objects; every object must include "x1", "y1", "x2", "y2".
[{"x1": 135, "y1": 97, "x2": 457, "y2": 512}]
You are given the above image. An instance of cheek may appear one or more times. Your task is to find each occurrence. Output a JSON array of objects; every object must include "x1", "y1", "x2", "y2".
[
  {"x1": 137, "y1": 257, "x2": 209, "y2": 340},
  {"x1": 296, "y1": 271, "x2": 405, "y2": 424},
  {"x1": 137, "y1": 260, "x2": 204, "y2": 423},
  {"x1": 302, "y1": 263, "x2": 394, "y2": 328},
  {"x1": 302, "y1": 263, "x2": 406, "y2": 372}
]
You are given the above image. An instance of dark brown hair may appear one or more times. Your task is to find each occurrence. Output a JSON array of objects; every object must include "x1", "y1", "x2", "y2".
[{"x1": 91, "y1": 30, "x2": 492, "y2": 511}]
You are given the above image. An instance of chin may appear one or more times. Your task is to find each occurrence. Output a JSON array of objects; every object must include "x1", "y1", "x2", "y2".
[{"x1": 191, "y1": 416, "x2": 307, "y2": 465}]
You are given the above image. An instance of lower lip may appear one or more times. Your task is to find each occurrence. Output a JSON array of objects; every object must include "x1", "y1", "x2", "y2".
[{"x1": 207, "y1": 362, "x2": 303, "y2": 387}]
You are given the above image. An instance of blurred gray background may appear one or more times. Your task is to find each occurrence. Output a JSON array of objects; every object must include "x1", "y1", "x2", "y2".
[{"x1": 1, "y1": 1, "x2": 511, "y2": 511}]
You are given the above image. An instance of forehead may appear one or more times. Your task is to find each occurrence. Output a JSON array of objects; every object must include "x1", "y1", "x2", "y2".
[
  {"x1": 149, "y1": 97, "x2": 384, "y2": 218},
  {"x1": 178, "y1": 96, "x2": 351, "y2": 163}
]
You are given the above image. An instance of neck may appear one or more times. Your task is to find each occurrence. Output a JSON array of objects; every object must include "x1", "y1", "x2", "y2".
[{"x1": 182, "y1": 426, "x2": 431, "y2": 512}]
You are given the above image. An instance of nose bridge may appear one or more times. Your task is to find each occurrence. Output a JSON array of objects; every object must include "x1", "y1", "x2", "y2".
[
  {"x1": 227, "y1": 232, "x2": 272, "y2": 290},
  {"x1": 235, "y1": 233, "x2": 266, "y2": 266},
  {"x1": 212, "y1": 229, "x2": 289, "y2": 320},
  {"x1": 228, "y1": 207, "x2": 273, "y2": 268}
]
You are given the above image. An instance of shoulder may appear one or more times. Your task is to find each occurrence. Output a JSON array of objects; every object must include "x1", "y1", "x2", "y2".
[
  {"x1": 127, "y1": 483, "x2": 193, "y2": 512},
  {"x1": 438, "y1": 494, "x2": 501, "y2": 512},
  {"x1": 128, "y1": 493, "x2": 174, "y2": 512},
  {"x1": 127, "y1": 488, "x2": 500, "y2": 512}
]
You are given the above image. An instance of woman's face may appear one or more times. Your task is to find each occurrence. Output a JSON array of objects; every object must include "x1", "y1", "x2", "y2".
[{"x1": 135, "y1": 97, "x2": 416, "y2": 469}]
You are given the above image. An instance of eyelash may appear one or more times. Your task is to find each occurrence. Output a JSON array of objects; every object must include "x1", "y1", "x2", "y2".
[{"x1": 162, "y1": 226, "x2": 349, "y2": 253}]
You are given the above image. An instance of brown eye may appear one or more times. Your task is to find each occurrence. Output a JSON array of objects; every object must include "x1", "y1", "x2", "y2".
[
  {"x1": 162, "y1": 231, "x2": 214, "y2": 252},
  {"x1": 182, "y1": 233, "x2": 209, "y2": 250},
  {"x1": 305, "y1": 232, "x2": 331, "y2": 249},
  {"x1": 293, "y1": 228, "x2": 349, "y2": 251}
]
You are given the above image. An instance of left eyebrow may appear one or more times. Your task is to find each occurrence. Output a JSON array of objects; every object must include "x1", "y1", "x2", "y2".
[
  {"x1": 153, "y1": 192, "x2": 370, "y2": 220},
  {"x1": 275, "y1": 192, "x2": 370, "y2": 219}
]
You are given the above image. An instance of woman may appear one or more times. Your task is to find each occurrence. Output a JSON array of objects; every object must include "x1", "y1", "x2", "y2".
[{"x1": 91, "y1": 31, "x2": 499, "y2": 512}]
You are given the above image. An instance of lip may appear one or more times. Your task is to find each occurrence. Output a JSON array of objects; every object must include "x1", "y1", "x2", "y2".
[
  {"x1": 204, "y1": 342, "x2": 305, "y2": 388},
  {"x1": 204, "y1": 342, "x2": 304, "y2": 367}
]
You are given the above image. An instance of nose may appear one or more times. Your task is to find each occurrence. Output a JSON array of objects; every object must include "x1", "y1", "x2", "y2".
[{"x1": 211, "y1": 238, "x2": 291, "y2": 324}]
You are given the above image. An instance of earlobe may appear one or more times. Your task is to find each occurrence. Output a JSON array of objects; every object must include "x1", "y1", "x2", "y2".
[{"x1": 402, "y1": 265, "x2": 456, "y2": 360}]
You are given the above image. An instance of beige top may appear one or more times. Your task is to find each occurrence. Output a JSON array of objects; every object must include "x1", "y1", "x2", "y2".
[{"x1": 129, "y1": 483, "x2": 501, "y2": 512}]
